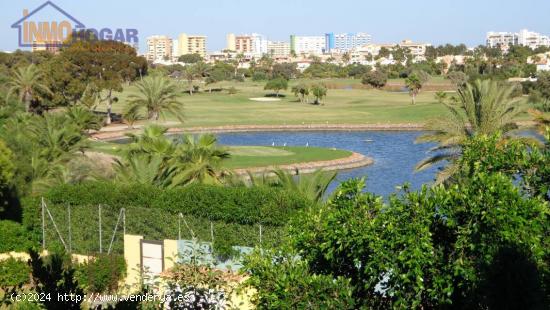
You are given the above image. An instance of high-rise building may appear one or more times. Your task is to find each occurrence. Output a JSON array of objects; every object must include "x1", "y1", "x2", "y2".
[
  {"x1": 486, "y1": 29, "x2": 550, "y2": 50},
  {"x1": 177, "y1": 33, "x2": 207, "y2": 57},
  {"x1": 267, "y1": 41, "x2": 291, "y2": 57},
  {"x1": 290, "y1": 35, "x2": 326, "y2": 55},
  {"x1": 325, "y1": 32, "x2": 372, "y2": 52},
  {"x1": 251, "y1": 33, "x2": 268, "y2": 56},
  {"x1": 226, "y1": 33, "x2": 253, "y2": 53},
  {"x1": 486, "y1": 32, "x2": 518, "y2": 48},
  {"x1": 146, "y1": 35, "x2": 173, "y2": 62},
  {"x1": 518, "y1": 29, "x2": 550, "y2": 50},
  {"x1": 226, "y1": 33, "x2": 236, "y2": 51},
  {"x1": 226, "y1": 33, "x2": 268, "y2": 56}
]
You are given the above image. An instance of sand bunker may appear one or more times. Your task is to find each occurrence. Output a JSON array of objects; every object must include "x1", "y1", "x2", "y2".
[{"x1": 249, "y1": 97, "x2": 282, "y2": 102}]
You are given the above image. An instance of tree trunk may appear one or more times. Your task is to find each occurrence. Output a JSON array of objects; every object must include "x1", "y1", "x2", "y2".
[
  {"x1": 189, "y1": 82, "x2": 193, "y2": 95},
  {"x1": 105, "y1": 89, "x2": 113, "y2": 125},
  {"x1": 411, "y1": 93, "x2": 416, "y2": 105},
  {"x1": 24, "y1": 92, "x2": 31, "y2": 113}
]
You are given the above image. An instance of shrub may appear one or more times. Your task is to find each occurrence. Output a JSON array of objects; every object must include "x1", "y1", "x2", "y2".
[
  {"x1": 0, "y1": 257, "x2": 31, "y2": 288},
  {"x1": 0, "y1": 220, "x2": 38, "y2": 252},
  {"x1": 75, "y1": 254, "x2": 126, "y2": 294}
]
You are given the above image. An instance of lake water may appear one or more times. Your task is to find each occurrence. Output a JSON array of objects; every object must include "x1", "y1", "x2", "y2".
[{"x1": 216, "y1": 131, "x2": 443, "y2": 197}]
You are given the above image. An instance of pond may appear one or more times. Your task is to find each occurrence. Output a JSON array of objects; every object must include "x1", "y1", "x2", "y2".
[{"x1": 215, "y1": 131, "x2": 444, "y2": 197}]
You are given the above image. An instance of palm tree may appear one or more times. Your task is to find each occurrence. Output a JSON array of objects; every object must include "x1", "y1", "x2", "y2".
[
  {"x1": 114, "y1": 154, "x2": 175, "y2": 188},
  {"x1": 416, "y1": 79, "x2": 525, "y2": 183},
  {"x1": 183, "y1": 65, "x2": 198, "y2": 95},
  {"x1": 127, "y1": 76, "x2": 184, "y2": 122},
  {"x1": 65, "y1": 105, "x2": 103, "y2": 133},
  {"x1": 270, "y1": 168, "x2": 336, "y2": 203},
  {"x1": 171, "y1": 134, "x2": 231, "y2": 186},
  {"x1": 405, "y1": 74, "x2": 422, "y2": 105},
  {"x1": 115, "y1": 126, "x2": 231, "y2": 187},
  {"x1": 7, "y1": 64, "x2": 52, "y2": 112}
]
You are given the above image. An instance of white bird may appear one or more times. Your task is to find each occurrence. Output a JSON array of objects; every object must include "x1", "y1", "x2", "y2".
[
  {"x1": 306, "y1": 142, "x2": 309, "y2": 147},
  {"x1": 272, "y1": 142, "x2": 275, "y2": 146},
  {"x1": 283, "y1": 142, "x2": 287, "y2": 147}
]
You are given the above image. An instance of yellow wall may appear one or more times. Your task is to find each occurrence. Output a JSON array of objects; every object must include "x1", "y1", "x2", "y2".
[
  {"x1": 123, "y1": 234, "x2": 143, "y2": 291},
  {"x1": 163, "y1": 239, "x2": 178, "y2": 271}
]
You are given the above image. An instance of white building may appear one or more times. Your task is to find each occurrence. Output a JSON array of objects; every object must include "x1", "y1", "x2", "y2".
[
  {"x1": 486, "y1": 32, "x2": 518, "y2": 49},
  {"x1": 326, "y1": 32, "x2": 372, "y2": 53},
  {"x1": 267, "y1": 41, "x2": 290, "y2": 57},
  {"x1": 486, "y1": 29, "x2": 550, "y2": 50},
  {"x1": 518, "y1": 29, "x2": 550, "y2": 50},
  {"x1": 251, "y1": 33, "x2": 268, "y2": 57},
  {"x1": 290, "y1": 35, "x2": 326, "y2": 55}
]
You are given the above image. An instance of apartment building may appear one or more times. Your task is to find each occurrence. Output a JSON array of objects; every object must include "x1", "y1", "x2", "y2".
[
  {"x1": 325, "y1": 32, "x2": 372, "y2": 53},
  {"x1": 177, "y1": 33, "x2": 207, "y2": 57},
  {"x1": 518, "y1": 29, "x2": 550, "y2": 50},
  {"x1": 486, "y1": 31, "x2": 518, "y2": 48},
  {"x1": 227, "y1": 33, "x2": 252, "y2": 53},
  {"x1": 226, "y1": 33, "x2": 268, "y2": 56},
  {"x1": 146, "y1": 35, "x2": 173, "y2": 62},
  {"x1": 486, "y1": 29, "x2": 550, "y2": 50},
  {"x1": 267, "y1": 41, "x2": 291, "y2": 57},
  {"x1": 290, "y1": 35, "x2": 326, "y2": 55}
]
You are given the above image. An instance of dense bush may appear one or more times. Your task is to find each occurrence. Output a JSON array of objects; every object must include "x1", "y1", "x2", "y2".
[
  {"x1": 243, "y1": 249, "x2": 356, "y2": 309},
  {"x1": 31, "y1": 182, "x2": 310, "y2": 226},
  {"x1": 0, "y1": 220, "x2": 39, "y2": 252},
  {"x1": 0, "y1": 257, "x2": 31, "y2": 288},
  {"x1": 75, "y1": 254, "x2": 126, "y2": 294},
  {"x1": 21, "y1": 182, "x2": 309, "y2": 253},
  {"x1": 247, "y1": 173, "x2": 549, "y2": 309}
]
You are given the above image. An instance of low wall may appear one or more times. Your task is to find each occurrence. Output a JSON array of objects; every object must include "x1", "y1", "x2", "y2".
[{"x1": 233, "y1": 151, "x2": 373, "y2": 176}]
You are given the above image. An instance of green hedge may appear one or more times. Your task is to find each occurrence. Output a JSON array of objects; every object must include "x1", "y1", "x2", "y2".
[
  {"x1": 20, "y1": 182, "x2": 310, "y2": 254},
  {"x1": 37, "y1": 182, "x2": 311, "y2": 226},
  {"x1": 0, "y1": 220, "x2": 39, "y2": 252}
]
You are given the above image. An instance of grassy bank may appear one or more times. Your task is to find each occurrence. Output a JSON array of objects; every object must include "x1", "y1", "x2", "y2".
[{"x1": 89, "y1": 141, "x2": 353, "y2": 169}]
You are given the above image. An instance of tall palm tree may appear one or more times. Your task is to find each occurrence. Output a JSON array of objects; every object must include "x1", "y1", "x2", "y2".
[
  {"x1": 7, "y1": 64, "x2": 52, "y2": 112},
  {"x1": 416, "y1": 79, "x2": 524, "y2": 183},
  {"x1": 127, "y1": 76, "x2": 184, "y2": 122}
]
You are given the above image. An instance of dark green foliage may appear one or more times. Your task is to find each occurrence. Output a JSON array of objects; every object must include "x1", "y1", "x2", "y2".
[
  {"x1": 21, "y1": 182, "x2": 310, "y2": 253},
  {"x1": 37, "y1": 182, "x2": 309, "y2": 225},
  {"x1": 271, "y1": 63, "x2": 298, "y2": 80},
  {"x1": 529, "y1": 71, "x2": 550, "y2": 111},
  {"x1": 28, "y1": 249, "x2": 84, "y2": 310},
  {"x1": 346, "y1": 64, "x2": 372, "y2": 79},
  {"x1": 75, "y1": 254, "x2": 126, "y2": 294},
  {"x1": 243, "y1": 249, "x2": 356, "y2": 309},
  {"x1": 257, "y1": 171, "x2": 549, "y2": 308},
  {"x1": 0, "y1": 257, "x2": 31, "y2": 288},
  {"x1": 178, "y1": 53, "x2": 203, "y2": 64},
  {"x1": 0, "y1": 220, "x2": 39, "y2": 252},
  {"x1": 263, "y1": 78, "x2": 288, "y2": 96},
  {"x1": 361, "y1": 70, "x2": 387, "y2": 88},
  {"x1": 251, "y1": 71, "x2": 267, "y2": 81}
]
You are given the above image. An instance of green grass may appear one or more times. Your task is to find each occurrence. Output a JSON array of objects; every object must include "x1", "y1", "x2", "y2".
[
  {"x1": 89, "y1": 141, "x2": 352, "y2": 169},
  {"x1": 225, "y1": 146, "x2": 352, "y2": 169},
  {"x1": 95, "y1": 77, "x2": 533, "y2": 128}
]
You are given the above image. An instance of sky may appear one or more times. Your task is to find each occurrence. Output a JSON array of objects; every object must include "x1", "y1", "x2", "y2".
[{"x1": 1, "y1": 0, "x2": 549, "y2": 53}]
